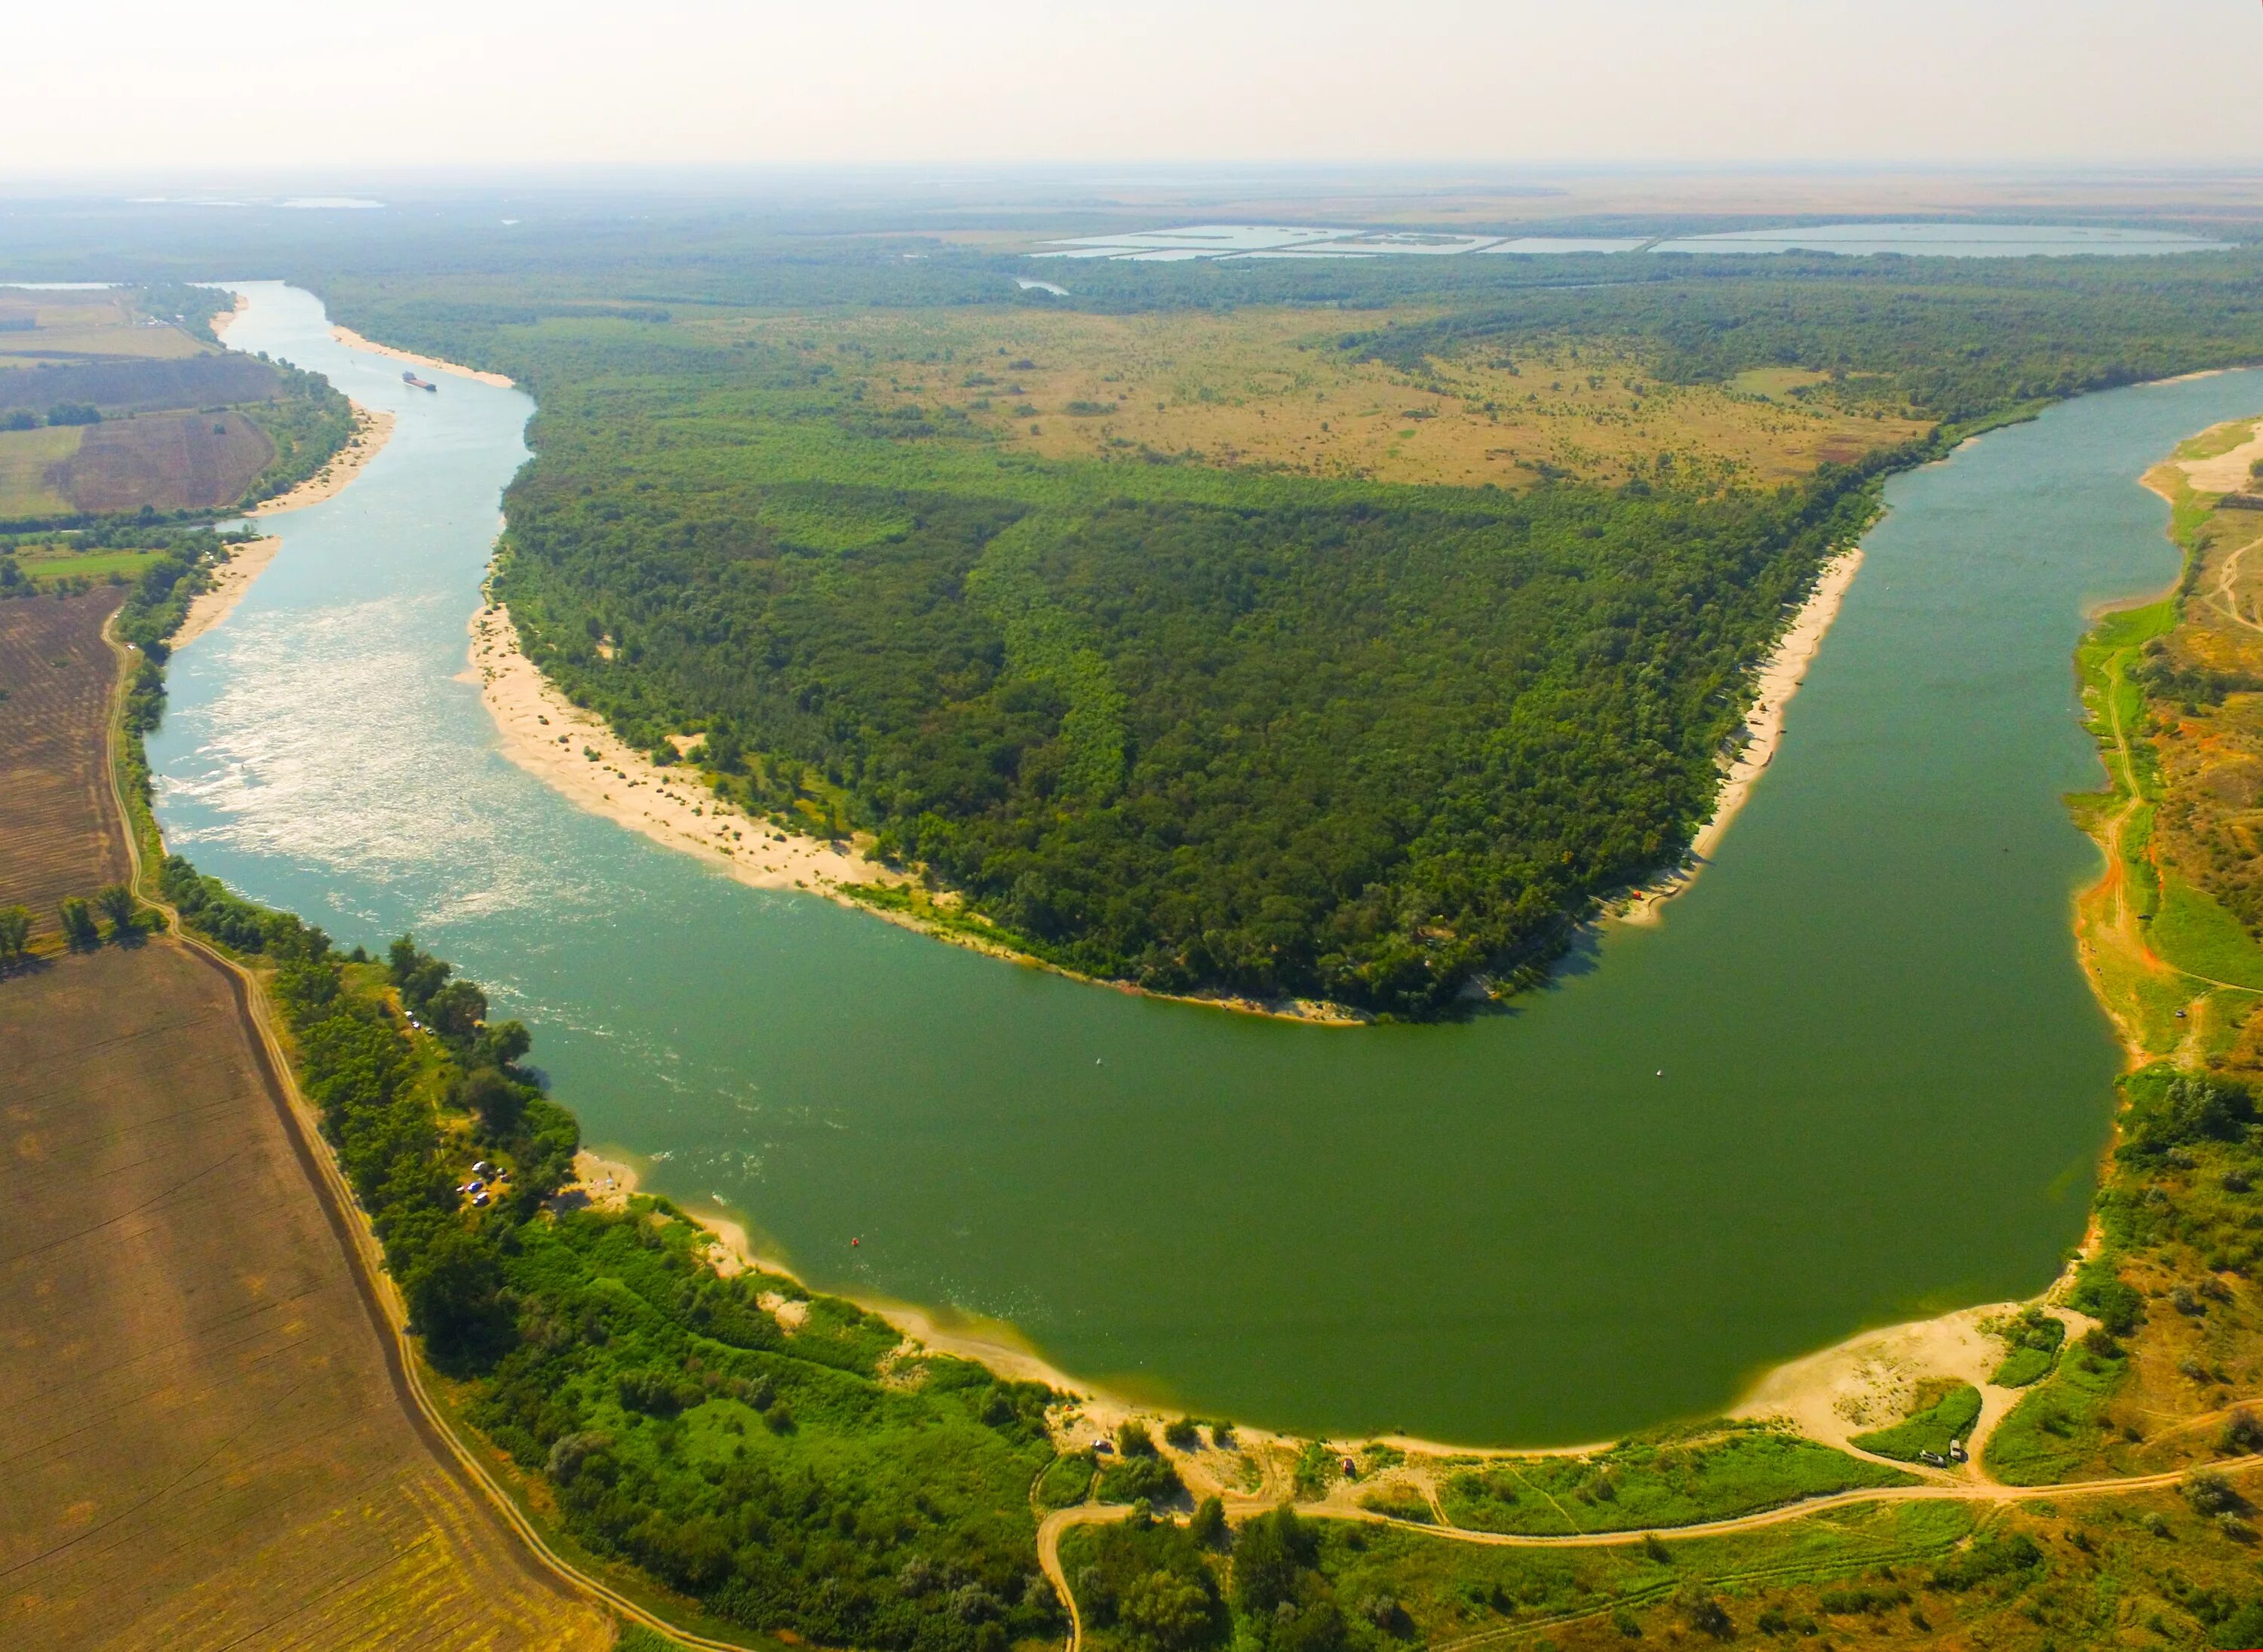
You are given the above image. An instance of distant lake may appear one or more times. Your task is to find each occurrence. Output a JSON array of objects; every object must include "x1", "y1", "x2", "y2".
[
  {"x1": 154, "y1": 281, "x2": 2263, "y2": 1447},
  {"x1": 1041, "y1": 220, "x2": 2231, "y2": 263},
  {"x1": 1652, "y1": 223, "x2": 2231, "y2": 258}
]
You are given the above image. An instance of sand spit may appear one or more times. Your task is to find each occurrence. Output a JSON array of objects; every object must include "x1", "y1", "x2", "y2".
[
  {"x1": 468, "y1": 604, "x2": 901, "y2": 894},
  {"x1": 173, "y1": 536, "x2": 280, "y2": 648},
  {"x1": 1615, "y1": 548, "x2": 1864, "y2": 925},
  {"x1": 2180, "y1": 416, "x2": 2263, "y2": 495},
  {"x1": 333, "y1": 325, "x2": 514, "y2": 388}
]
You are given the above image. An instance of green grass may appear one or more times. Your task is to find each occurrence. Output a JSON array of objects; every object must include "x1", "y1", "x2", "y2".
[
  {"x1": 2154, "y1": 876, "x2": 2263, "y2": 990},
  {"x1": 1991, "y1": 1344, "x2": 2059, "y2": 1389},
  {"x1": 1982, "y1": 1341, "x2": 2132, "y2": 1485},
  {"x1": 17, "y1": 548, "x2": 166, "y2": 585},
  {"x1": 1435, "y1": 1424, "x2": 1911, "y2": 1536},
  {"x1": 1355, "y1": 1485, "x2": 1435, "y2": 1524},
  {"x1": 1036, "y1": 1451, "x2": 1095, "y2": 1509},
  {"x1": 1849, "y1": 1383, "x2": 1982, "y2": 1461}
]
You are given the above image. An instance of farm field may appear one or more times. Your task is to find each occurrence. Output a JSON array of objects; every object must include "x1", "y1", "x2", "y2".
[
  {"x1": 0, "y1": 423, "x2": 81, "y2": 517},
  {"x1": 61, "y1": 408, "x2": 275, "y2": 512},
  {"x1": 0, "y1": 287, "x2": 208, "y2": 367},
  {"x1": 0, "y1": 586, "x2": 130, "y2": 926},
  {"x1": 0, "y1": 941, "x2": 613, "y2": 1651}
]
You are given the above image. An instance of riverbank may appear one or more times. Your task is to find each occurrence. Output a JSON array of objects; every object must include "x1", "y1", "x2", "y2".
[
  {"x1": 213, "y1": 292, "x2": 398, "y2": 518},
  {"x1": 173, "y1": 536, "x2": 279, "y2": 648},
  {"x1": 332, "y1": 324, "x2": 514, "y2": 388},
  {"x1": 1615, "y1": 547, "x2": 1865, "y2": 925},
  {"x1": 469, "y1": 602, "x2": 903, "y2": 894}
]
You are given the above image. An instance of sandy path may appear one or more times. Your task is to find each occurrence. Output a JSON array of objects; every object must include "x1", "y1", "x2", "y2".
[
  {"x1": 1617, "y1": 548, "x2": 1863, "y2": 923},
  {"x1": 333, "y1": 325, "x2": 514, "y2": 388},
  {"x1": 468, "y1": 604, "x2": 901, "y2": 895}
]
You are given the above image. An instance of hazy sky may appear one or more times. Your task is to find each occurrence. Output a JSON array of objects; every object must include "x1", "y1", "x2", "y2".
[{"x1": 12, "y1": 0, "x2": 2263, "y2": 175}]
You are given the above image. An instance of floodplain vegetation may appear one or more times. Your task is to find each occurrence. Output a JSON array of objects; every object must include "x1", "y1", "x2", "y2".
[
  {"x1": 0, "y1": 284, "x2": 353, "y2": 526},
  {"x1": 319, "y1": 233, "x2": 2263, "y2": 1018}
]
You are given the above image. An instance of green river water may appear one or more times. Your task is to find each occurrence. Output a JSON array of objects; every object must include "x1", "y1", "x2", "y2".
[{"x1": 149, "y1": 282, "x2": 2263, "y2": 1446}]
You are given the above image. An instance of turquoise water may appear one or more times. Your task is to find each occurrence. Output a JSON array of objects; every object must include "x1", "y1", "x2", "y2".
[{"x1": 151, "y1": 282, "x2": 2263, "y2": 1445}]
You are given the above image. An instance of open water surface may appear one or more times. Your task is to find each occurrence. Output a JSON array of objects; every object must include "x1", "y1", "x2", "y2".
[{"x1": 151, "y1": 283, "x2": 2263, "y2": 1444}]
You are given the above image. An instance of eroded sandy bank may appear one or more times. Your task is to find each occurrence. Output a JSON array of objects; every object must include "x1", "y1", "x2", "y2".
[{"x1": 1616, "y1": 548, "x2": 1865, "y2": 925}]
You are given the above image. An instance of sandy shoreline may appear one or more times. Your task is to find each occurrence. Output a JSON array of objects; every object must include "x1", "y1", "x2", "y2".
[
  {"x1": 1614, "y1": 548, "x2": 1865, "y2": 925},
  {"x1": 174, "y1": 536, "x2": 281, "y2": 648},
  {"x1": 472, "y1": 601, "x2": 1365, "y2": 1022},
  {"x1": 333, "y1": 324, "x2": 514, "y2": 388},
  {"x1": 246, "y1": 404, "x2": 395, "y2": 517},
  {"x1": 468, "y1": 604, "x2": 901, "y2": 894}
]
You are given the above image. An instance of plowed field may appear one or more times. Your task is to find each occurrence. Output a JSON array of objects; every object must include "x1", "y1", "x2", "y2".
[
  {"x1": 0, "y1": 588, "x2": 130, "y2": 929},
  {"x1": 0, "y1": 941, "x2": 613, "y2": 1650}
]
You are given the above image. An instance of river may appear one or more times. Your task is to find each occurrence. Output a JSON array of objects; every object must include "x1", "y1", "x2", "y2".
[{"x1": 150, "y1": 282, "x2": 2263, "y2": 1446}]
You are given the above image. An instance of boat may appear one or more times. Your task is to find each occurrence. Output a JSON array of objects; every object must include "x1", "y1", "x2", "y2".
[{"x1": 401, "y1": 370, "x2": 437, "y2": 392}]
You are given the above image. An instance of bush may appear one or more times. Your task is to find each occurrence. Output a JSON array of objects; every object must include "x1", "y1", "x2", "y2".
[
  {"x1": 58, "y1": 895, "x2": 97, "y2": 947},
  {"x1": 1163, "y1": 1417, "x2": 1200, "y2": 1450},
  {"x1": 1117, "y1": 1420, "x2": 1159, "y2": 1458},
  {"x1": 1098, "y1": 1454, "x2": 1181, "y2": 1505}
]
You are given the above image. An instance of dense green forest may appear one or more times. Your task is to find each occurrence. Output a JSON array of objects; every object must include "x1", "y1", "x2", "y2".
[{"x1": 293, "y1": 227, "x2": 2263, "y2": 1014}]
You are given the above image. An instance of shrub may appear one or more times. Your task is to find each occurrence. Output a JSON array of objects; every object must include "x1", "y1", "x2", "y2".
[
  {"x1": 1117, "y1": 1420, "x2": 1159, "y2": 1458},
  {"x1": 58, "y1": 895, "x2": 97, "y2": 947},
  {"x1": 1163, "y1": 1417, "x2": 1200, "y2": 1450}
]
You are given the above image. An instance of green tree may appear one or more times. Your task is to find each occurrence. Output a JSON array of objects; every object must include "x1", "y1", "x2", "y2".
[
  {"x1": 404, "y1": 1227, "x2": 508, "y2": 1362},
  {"x1": 456, "y1": 1066, "x2": 528, "y2": 1135},
  {"x1": 1230, "y1": 1506, "x2": 1310, "y2": 1616},
  {"x1": 0, "y1": 904, "x2": 30, "y2": 965},
  {"x1": 94, "y1": 883, "x2": 137, "y2": 941},
  {"x1": 1119, "y1": 1569, "x2": 1214, "y2": 1652},
  {"x1": 58, "y1": 896, "x2": 98, "y2": 948},
  {"x1": 423, "y1": 976, "x2": 489, "y2": 1044}
]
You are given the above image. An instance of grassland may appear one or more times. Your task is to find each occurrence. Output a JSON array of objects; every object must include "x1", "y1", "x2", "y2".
[{"x1": 701, "y1": 305, "x2": 1930, "y2": 491}]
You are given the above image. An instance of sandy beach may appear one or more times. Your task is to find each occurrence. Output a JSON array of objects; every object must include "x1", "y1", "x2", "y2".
[
  {"x1": 468, "y1": 603, "x2": 903, "y2": 894},
  {"x1": 333, "y1": 324, "x2": 515, "y2": 388},
  {"x1": 1616, "y1": 548, "x2": 1865, "y2": 925},
  {"x1": 173, "y1": 536, "x2": 281, "y2": 648},
  {"x1": 1731, "y1": 1299, "x2": 2090, "y2": 1472},
  {"x1": 244, "y1": 404, "x2": 395, "y2": 517}
]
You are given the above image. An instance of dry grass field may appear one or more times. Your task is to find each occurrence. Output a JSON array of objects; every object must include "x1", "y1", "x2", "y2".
[
  {"x1": 714, "y1": 304, "x2": 1930, "y2": 489},
  {"x1": 0, "y1": 588, "x2": 130, "y2": 930},
  {"x1": 0, "y1": 941, "x2": 614, "y2": 1650}
]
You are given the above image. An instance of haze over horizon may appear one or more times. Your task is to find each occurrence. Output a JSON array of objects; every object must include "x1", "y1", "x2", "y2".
[{"x1": 10, "y1": 0, "x2": 2263, "y2": 178}]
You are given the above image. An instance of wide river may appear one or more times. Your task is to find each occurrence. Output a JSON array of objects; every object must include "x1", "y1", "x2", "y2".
[{"x1": 154, "y1": 283, "x2": 2263, "y2": 1446}]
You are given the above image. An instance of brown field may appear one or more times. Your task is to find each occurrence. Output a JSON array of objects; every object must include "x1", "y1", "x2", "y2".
[
  {"x1": 714, "y1": 305, "x2": 1928, "y2": 489},
  {"x1": 60, "y1": 409, "x2": 276, "y2": 513},
  {"x1": 0, "y1": 587, "x2": 130, "y2": 929},
  {"x1": 0, "y1": 289, "x2": 207, "y2": 368},
  {"x1": 0, "y1": 941, "x2": 613, "y2": 1650}
]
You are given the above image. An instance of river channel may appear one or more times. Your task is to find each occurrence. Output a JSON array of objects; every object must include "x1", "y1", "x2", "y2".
[{"x1": 149, "y1": 282, "x2": 2263, "y2": 1445}]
